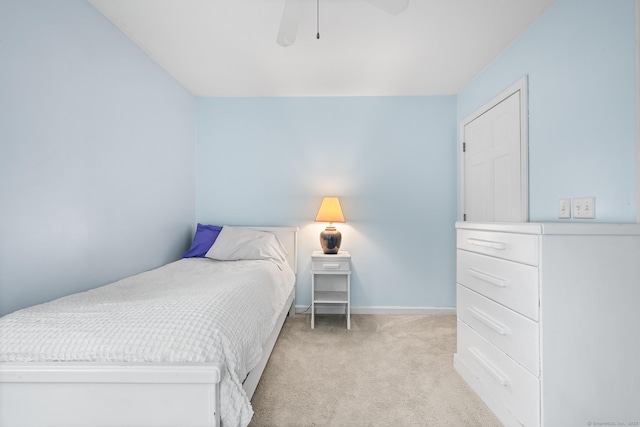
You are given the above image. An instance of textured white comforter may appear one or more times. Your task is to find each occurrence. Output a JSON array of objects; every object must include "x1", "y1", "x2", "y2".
[{"x1": 0, "y1": 258, "x2": 295, "y2": 427}]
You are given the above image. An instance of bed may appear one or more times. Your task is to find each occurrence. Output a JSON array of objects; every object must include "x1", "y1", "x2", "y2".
[{"x1": 0, "y1": 226, "x2": 298, "y2": 427}]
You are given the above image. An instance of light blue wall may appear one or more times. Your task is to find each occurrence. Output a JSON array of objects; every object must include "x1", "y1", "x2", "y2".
[
  {"x1": 458, "y1": 0, "x2": 637, "y2": 223},
  {"x1": 196, "y1": 97, "x2": 458, "y2": 308},
  {"x1": 2, "y1": 0, "x2": 634, "y2": 316},
  {"x1": 0, "y1": 1, "x2": 196, "y2": 316}
]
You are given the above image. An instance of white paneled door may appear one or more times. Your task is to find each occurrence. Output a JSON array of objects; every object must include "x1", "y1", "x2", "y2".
[{"x1": 461, "y1": 77, "x2": 529, "y2": 222}]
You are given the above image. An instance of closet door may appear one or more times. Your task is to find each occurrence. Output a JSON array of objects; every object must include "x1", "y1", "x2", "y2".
[{"x1": 461, "y1": 77, "x2": 528, "y2": 222}]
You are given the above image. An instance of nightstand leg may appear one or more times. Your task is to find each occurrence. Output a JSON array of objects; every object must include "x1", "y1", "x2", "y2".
[
  {"x1": 311, "y1": 274, "x2": 315, "y2": 329},
  {"x1": 346, "y1": 275, "x2": 351, "y2": 330}
]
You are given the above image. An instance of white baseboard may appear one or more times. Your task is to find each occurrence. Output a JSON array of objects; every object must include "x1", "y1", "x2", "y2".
[{"x1": 295, "y1": 305, "x2": 456, "y2": 315}]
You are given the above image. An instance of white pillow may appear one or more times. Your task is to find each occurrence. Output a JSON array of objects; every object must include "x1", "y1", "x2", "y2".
[{"x1": 205, "y1": 226, "x2": 288, "y2": 266}]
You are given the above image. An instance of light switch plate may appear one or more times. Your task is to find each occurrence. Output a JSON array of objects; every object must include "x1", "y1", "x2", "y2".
[
  {"x1": 572, "y1": 197, "x2": 595, "y2": 219},
  {"x1": 558, "y1": 198, "x2": 571, "y2": 219}
]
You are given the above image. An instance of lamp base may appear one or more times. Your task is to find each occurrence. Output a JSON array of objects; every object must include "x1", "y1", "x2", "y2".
[{"x1": 320, "y1": 226, "x2": 342, "y2": 254}]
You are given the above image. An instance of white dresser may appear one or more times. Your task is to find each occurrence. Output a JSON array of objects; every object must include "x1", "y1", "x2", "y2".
[{"x1": 454, "y1": 222, "x2": 640, "y2": 427}]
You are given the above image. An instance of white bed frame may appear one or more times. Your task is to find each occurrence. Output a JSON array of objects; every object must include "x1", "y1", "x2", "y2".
[{"x1": 0, "y1": 226, "x2": 298, "y2": 427}]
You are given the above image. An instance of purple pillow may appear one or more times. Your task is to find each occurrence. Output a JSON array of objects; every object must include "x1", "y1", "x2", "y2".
[{"x1": 183, "y1": 224, "x2": 223, "y2": 258}]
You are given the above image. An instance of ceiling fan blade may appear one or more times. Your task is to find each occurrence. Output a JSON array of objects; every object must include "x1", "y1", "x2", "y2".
[
  {"x1": 360, "y1": 0, "x2": 409, "y2": 15},
  {"x1": 276, "y1": 0, "x2": 302, "y2": 47}
]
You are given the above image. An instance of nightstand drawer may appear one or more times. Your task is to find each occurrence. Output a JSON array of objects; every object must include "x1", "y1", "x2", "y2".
[
  {"x1": 457, "y1": 250, "x2": 539, "y2": 321},
  {"x1": 457, "y1": 285, "x2": 539, "y2": 375},
  {"x1": 457, "y1": 320, "x2": 540, "y2": 427},
  {"x1": 457, "y1": 229, "x2": 539, "y2": 266},
  {"x1": 312, "y1": 261, "x2": 350, "y2": 271}
]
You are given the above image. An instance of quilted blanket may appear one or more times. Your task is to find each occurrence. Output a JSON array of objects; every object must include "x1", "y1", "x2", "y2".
[{"x1": 0, "y1": 258, "x2": 295, "y2": 427}]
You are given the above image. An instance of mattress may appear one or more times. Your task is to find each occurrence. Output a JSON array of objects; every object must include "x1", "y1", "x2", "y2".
[{"x1": 0, "y1": 257, "x2": 295, "y2": 427}]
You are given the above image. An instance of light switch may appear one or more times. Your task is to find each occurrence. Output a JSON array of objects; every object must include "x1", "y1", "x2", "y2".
[
  {"x1": 572, "y1": 197, "x2": 595, "y2": 219},
  {"x1": 558, "y1": 198, "x2": 571, "y2": 219}
]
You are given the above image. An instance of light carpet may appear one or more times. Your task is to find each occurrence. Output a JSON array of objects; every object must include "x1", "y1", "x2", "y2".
[{"x1": 249, "y1": 314, "x2": 502, "y2": 427}]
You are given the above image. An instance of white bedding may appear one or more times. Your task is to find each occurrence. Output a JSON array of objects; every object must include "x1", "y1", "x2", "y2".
[{"x1": 0, "y1": 257, "x2": 295, "y2": 427}]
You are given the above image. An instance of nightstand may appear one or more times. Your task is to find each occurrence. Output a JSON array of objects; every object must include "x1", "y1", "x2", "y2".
[{"x1": 311, "y1": 250, "x2": 351, "y2": 329}]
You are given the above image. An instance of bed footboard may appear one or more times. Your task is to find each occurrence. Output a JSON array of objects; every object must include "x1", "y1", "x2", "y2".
[{"x1": 0, "y1": 362, "x2": 223, "y2": 427}]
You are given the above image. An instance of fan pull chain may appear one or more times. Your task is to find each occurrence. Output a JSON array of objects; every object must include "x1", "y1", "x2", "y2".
[{"x1": 316, "y1": 0, "x2": 320, "y2": 39}]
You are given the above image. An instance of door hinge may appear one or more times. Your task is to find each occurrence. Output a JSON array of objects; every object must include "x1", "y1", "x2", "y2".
[
  {"x1": 463, "y1": 142, "x2": 466, "y2": 152},
  {"x1": 463, "y1": 214, "x2": 467, "y2": 221}
]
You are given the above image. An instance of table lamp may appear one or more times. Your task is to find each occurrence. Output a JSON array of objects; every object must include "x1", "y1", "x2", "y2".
[{"x1": 314, "y1": 196, "x2": 346, "y2": 254}]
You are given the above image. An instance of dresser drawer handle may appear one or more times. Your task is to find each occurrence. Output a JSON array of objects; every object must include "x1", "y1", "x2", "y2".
[
  {"x1": 467, "y1": 306, "x2": 510, "y2": 335},
  {"x1": 467, "y1": 268, "x2": 507, "y2": 287},
  {"x1": 467, "y1": 238, "x2": 507, "y2": 250},
  {"x1": 468, "y1": 347, "x2": 509, "y2": 386},
  {"x1": 322, "y1": 263, "x2": 341, "y2": 269}
]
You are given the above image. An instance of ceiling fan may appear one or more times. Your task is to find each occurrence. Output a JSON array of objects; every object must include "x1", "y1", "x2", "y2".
[{"x1": 276, "y1": 0, "x2": 409, "y2": 47}]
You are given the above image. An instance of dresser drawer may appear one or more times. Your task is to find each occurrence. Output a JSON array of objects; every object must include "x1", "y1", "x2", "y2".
[
  {"x1": 457, "y1": 229, "x2": 539, "y2": 266},
  {"x1": 457, "y1": 250, "x2": 539, "y2": 321},
  {"x1": 457, "y1": 320, "x2": 540, "y2": 427},
  {"x1": 312, "y1": 261, "x2": 350, "y2": 272},
  {"x1": 457, "y1": 285, "x2": 539, "y2": 375}
]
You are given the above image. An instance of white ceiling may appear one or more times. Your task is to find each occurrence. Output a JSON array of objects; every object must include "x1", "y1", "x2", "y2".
[{"x1": 88, "y1": 0, "x2": 556, "y2": 97}]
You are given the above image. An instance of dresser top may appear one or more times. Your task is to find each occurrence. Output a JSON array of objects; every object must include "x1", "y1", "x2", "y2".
[{"x1": 456, "y1": 221, "x2": 640, "y2": 236}]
